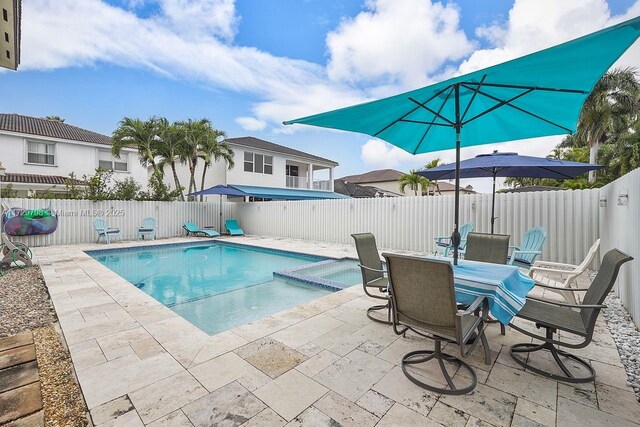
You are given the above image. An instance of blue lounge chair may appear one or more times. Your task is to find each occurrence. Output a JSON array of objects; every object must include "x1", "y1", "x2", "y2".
[
  {"x1": 508, "y1": 226, "x2": 547, "y2": 269},
  {"x1": 433, "y1": 222, "x2": 473, "y2": 257},
  {"x1": 225, "y1": 219, "x2": 244, "y2": 236},
  {"x1": 183, "y1": 222, "x2": 220, "y2": 238},
  {"x1": 137, "y1": 217, "x2": 157, "y2": 240},
  {"x1": 94, "y1": 218, "x2": 122, "y2": 244}
]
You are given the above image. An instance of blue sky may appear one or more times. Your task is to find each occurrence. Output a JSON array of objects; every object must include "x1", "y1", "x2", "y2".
[{"x1": 2, "y1": 0, "x2": 639, "y2": 192}]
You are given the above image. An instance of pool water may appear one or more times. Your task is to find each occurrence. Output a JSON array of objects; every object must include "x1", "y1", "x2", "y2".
[{"x1": 89, "y1": 243, "x2": 335, "y2": 334}]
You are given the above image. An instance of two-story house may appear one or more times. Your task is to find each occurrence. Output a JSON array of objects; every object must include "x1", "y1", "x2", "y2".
[
  {"x1": 163, "y1": 136, "x2": 345, "y2": 201},
  {"x1": 0, "y1": 114, "x2": 345, "y2": 201},
  {"x1": 0, "y1": 114, "x2": 148, "y2": 197}
]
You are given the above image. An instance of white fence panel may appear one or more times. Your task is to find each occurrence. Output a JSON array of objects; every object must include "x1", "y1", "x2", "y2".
[
  {"x1": 599, "y1": 168, "x2": 640, "y2": 327},
  {"x1": 3, "y1": 198, "x2": 239, "y2": 246},
  {"x1": 236, "y1": 188, "x2": 600, "y2": 266}
]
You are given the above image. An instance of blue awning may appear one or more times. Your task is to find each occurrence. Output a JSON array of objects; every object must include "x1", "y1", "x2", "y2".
[{"x1": 229, "y1": 185, "x2": 350, "y2": 200}]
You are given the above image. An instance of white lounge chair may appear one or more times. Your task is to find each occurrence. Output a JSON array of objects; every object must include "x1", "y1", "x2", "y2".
[{"x1": 528, "y1": 239, "x2": 600, "y2": 304}]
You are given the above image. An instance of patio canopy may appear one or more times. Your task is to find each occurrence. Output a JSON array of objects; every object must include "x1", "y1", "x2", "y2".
[
  {"x1": 284, "y1": 16, "x2": 640, "y2": 263},
  {"x1": 229, "y1": 185, "x2": 350, "y2": 200},
  {"x1": 418, "y1": 151, "x2": 605, "y2": 232}
]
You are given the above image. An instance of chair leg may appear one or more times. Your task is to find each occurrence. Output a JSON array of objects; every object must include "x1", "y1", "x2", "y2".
[
  {"x1": 500, "y1": 323, "x2": 506, "y2": 335},
  {"x1": 509, "y1": 328, "x2": 595, "y2": 383},
  {"x1": 367, "y1": 302, "x2": 393, "y2": 325},
  {"x1": 401, "y1": 341, "x2": 477, "y2": 395}
]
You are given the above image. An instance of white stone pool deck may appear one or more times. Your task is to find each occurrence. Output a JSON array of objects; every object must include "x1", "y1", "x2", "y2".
[{"x1": 33, "y1": 236, "x2": 640, "y2": 427}]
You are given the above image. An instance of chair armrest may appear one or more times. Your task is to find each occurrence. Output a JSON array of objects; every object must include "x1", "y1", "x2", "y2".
[
  {"x1": 533, "y1": 283, "x2": 589, "y2": 292},
  {"x1": 509, "y1": 245, "x2": 520, "y2": 250},
  {"x1": 532, "y1": 260, "x2": 578, "y2": 270},
  {"x1": 526, "y1": 295, "x2": 606, "y2": 309},
  {"x1": 457, "y1": 296, "x2": 485, "y2": 316},
  {"x1": 530, "y1": 265, "x2": 578, "y2": 274},
  {"x1": 358, "y1": 264, "x2": 386, "y2": 275},
  {"x1": 512, "y1": 250, "x2": 542, "y2": 255},
  {"x1": 434, "y1": 236, "x2": 451, "y2": 243}
]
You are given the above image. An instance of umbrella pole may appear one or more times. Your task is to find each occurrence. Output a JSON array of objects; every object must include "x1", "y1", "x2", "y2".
[
  {"x1": 491, "y1": 171, "x2": 497, "y2": 234},
  {"x1": 453, "y1": 84, "x2": 461, "y2": 265},
  {"x1": 219, "y1": 195, "x2": 223, "y2": 233}
]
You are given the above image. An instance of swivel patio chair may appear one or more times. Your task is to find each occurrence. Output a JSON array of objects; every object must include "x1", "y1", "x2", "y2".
[
  {"x1": 528, "y1": 239, "x2": 600, "y2": 304},
  {"x1": 509, "y1": 248, "x2": 632, "y2": 383},
  {"x1": 383, "y1": 253, "x2": 491, "y2": 395},
  {"x1": 508, "y1": 226, "x2": 546, "y2": 269},
  {"x1": 464, "y1": 232, "x2": 510, "y2": 265},
  {"x1": 137, "y1": 217, "x2": 157, "y2": 240},
  {"x1": 464, "y1": 232, "x2": 511, "y2": 335},
  {"x1": 352, "y1": 233, "x2": 391, "y2": 325},
  {"x1": 94, "y1": 218, "x2": 122, "y2": 244},
  {"x1": 434, "y1": 222, "x2": 473, "y2": 257}
]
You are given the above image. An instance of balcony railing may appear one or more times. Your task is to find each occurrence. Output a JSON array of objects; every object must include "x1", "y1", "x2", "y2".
[
  {"x1": 313, "y1": 180, "x2": 331, "y2": 191},
  {"x1": 286, "y1": 175, "x2": 307, "y2": 189}
]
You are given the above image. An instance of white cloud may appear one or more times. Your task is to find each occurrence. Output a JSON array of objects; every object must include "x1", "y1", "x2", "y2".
[
  {"x1": 458, "y1": 0, "x2": 626, "y2": 74},
  {"x1": 326, "y1": 0, "x2": 474, "y2": 88},
  {"x1": 361, "y1": 138, "x2": 434, "y2": 169},
  {"x1": 156, "y1": 0, "x2": 238, "y2": 41},
  {"x1": 17, "y1": 0, "x2": 640, "y2": 159},
  {"x1": 20, "y1": 0, "x2": 365, "y2": 130},
  {"x1": 235, "y1": 116, "x2": 266, "y2": 131}
]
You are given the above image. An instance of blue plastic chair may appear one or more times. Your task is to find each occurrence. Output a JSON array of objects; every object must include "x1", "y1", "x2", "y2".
[
  {"x1": 93, "y1": 218, "x2": 122, "y2": 244},
  {"x1": 508, "y1": 226, "x2": 547, "y2": 269},
  {"x1": 137, "y1": 217, "x2": 157, "y2": 240},
  {"x1": 434, "y1": 222, "x2": 473, "y2": 257},
  {"x1": 225, "y1": 219, "x2": 244, "y2": 236}
]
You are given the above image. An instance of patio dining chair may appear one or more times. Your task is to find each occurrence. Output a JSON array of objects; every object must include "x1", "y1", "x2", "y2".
[
  {"x1": 137, "y1": 217, "x2": 157, "y2": 240},
  {"x1": 464, "y1": 232, "x2": 510, "y2": 265},
  {"x1": 509, "y1": 248, "x2": 632, "y2": 383},
  {"x1": 508, "y1": 226, "x2": 547, "y2": 269},
  {"x1": 464, "y1": 232, "x2": 511, "y2": 335},
  {"x1": 93, "y1": 218, "x2": 122, "y2": 244},
  {"x1": 383, "y1": 253, "x2": 491, "y2": 395},
  {"x1": 352, "y1": 233, "x2": 391, "y2": 325},
  {"x1": 434, "y1": 222, "x2": 473, "y2": 257},
  {"x1": 529, "y1": 239, "x2": 600, "y2": 304}
]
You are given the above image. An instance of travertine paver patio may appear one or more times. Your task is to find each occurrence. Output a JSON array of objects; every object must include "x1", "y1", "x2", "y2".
[{"x1": 32, "y1": 236, "x2": 640, "y2": 426}]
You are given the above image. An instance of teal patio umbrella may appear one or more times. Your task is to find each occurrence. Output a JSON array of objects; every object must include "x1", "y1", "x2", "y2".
[{"x1": 284, "y1": 17, "x2": 640, "y2": 264}]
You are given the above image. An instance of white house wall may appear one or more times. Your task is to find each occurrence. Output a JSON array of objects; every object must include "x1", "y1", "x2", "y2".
[{"x1": 0, "y1": 133, "x2": 148, "y2": 188}]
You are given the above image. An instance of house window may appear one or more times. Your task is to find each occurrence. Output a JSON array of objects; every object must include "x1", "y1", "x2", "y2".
[
  {"x1": 243, "y1": 152, "x2": 273, "y2": 175},
  {"x1": 27, "y1": 141, "x2": 55, "y2": 165},
  {"x1": 98, "y1": 150, "x2": 128, "y2": 172},
  {"x1": 286, "y1": 165, "x2": 299, "y2": 177}
]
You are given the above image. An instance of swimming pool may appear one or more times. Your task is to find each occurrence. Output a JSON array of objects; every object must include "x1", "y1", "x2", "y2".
[{"x1": 88, "y1": 242, "x2": 360, "y2": 335}]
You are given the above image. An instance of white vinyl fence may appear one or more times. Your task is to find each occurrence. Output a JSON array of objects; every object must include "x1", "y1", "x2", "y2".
[
  {"x1": 3, "y1": 199, "x2": 239, "y2": 246},
  {"x1": 236, "y1": 188, "x2": 601, "y2": 267},
  {"x1": 599, "y1": 167, "x2": 640, "y2": 327},
  {"x1": 4, "y1": 170, "x2": 639, "y2": 325}
]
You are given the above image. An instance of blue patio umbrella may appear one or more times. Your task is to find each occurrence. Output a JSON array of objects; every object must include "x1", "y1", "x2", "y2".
[
  {"x1": 188, "y1": 185, "x2": 249, "y2": 232},
  {"x1": 418, "y1": 151, "x2": 605, "y2": 233},
  {"x1": 284, "y1": 17, "x2": 640, "y2": 264}
]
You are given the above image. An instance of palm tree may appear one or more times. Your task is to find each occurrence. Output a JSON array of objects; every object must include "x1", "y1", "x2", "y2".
[
  {"x1": 112, "y1": 117, "x2": 162, "y2": 176},
  {"x1": 399, "y1": 169, "x2": 430, "y2": 196},
  {"x1": 45, "y1": 116, "x2": 65, "y2": 122},
  {"x1": 198, "y1": 130, "x2": 234, "y2": 201},
  {"x1": 177, "y1": 118, "x2": 218, "y2": 197},
  {"x1": 576, "y1": 67, "x2": 640, "y2": 182},
  {"x1": 423, "y1": 158, "x2": 443, "y2": 195},
  {"x1": 156, "y1": 119, "x2": 186, "y2": 201}
]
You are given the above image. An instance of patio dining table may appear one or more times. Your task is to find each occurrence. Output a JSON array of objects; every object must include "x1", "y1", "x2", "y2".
[{"x1": 427, "y1": 256, "x2": 536, "y2": 325}]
